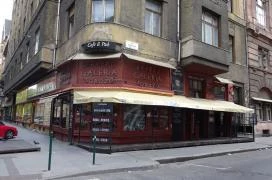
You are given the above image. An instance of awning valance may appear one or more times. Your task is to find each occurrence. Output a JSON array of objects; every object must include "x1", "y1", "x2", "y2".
[
  {"x1": 73, "y1": 90, "x2": 254, "y2": 113},
  {"x1": 215, "y1": 77, "x2": 234, "y2": 84},
  {"x1": 69, "y1": 53, "x2": 176, "y2": 69},
  {"x1": 252, "y1": 97, "x2": 272, "y2": 103}
]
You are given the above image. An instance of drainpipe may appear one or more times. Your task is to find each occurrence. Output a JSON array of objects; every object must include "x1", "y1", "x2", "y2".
[
  {"x1": 177, "y1": 0, "x2": 181, "y2": 66},
  {"x1": 53, "y1": 0, "x2": 61, "y2": 68}
]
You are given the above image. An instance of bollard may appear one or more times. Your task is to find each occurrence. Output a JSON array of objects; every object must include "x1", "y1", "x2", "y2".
[
  {"x1": 48, "y1": 130, "x2": 53, "y2": 171},
  {"x1": 92, "y1": 135, "x2": 96, "y2": 165}
]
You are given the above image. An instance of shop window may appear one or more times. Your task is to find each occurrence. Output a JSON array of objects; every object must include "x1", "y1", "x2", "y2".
[
  {"x1": 124, "y1": 105, "x2": 145, "y2": 131},
  {"x1": 256, "y1": 0, "x2": 266, "y2": 26},
  {"x1": 189, "y1": 78, "x2": 204, "y2": 98},
  {"x1": 202, "y1": 10, "x2": 219, "y2": 47},
  {"x1": 152, "y1": 107, "x2": 169, "y2": 130},
  {"x1": 67, "y1": 3, "x2": 75, "y2": 39},
  {"x1": 92, "y1": 0, "x2": 114, "y2": 22},
  {"x1": 145, "y1": 0, "x2": 162, "y2": 36},
  {"x1": 23, "y1": 103, "x2": 33, "y2": 123},
  {"x1": 74, "y1": 104, "x2": 92, "y2": 131},
  {"x1": 34, "y1": 103, "x2": 45, "y2": 124},
  {"x1": 258, "y1": 47, "x2": 268, "y2": 69}
]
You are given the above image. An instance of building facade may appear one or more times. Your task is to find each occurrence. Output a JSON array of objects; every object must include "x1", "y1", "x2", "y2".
[
  {"x1": 246, "y1": 0, "x2": 272, "y2": 136},
  {"x1": 3, "y1": 0, "x2": 253, "y2": 146}
]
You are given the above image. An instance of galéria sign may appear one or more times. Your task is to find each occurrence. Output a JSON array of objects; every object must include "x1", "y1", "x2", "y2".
[{"x1": 81, "y1": 41, "x2": 122, "y2": 54}]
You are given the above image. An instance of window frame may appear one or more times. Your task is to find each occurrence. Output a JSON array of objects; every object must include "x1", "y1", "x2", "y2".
[
  {"x1": 202, "y1": 10, "x2": 219, "y2": 47},
  {"x1": 92, "y1": 0, "x2": 115, "y2": 23},
  {"x1": 144, "y1": 0, "x2": 162, "y2": 37},
  {"x1": 256, "y1": 0, "x2": 266, "y2": 26},
  {"x1": 34, "y1": 27, "x2": 40, "y2": 55},
  {"x1": 189, "y1": 77, "x2": 204, "y2": 98},
  {"x1": 67, "y1": 3, "x2": 75, "y2": 39}
]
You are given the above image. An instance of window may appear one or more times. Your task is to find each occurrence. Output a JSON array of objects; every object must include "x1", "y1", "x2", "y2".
[
  {"x1": 26, "y1": 42, "x2": 30, "y2": 63},
  {"x1": 92, "y1": 0, "x2": 114, "y2": 22},
  {"x1": 228, "y1": 36, "x2": 235, "y2": 63},
  {"x1": 256, "y1": 0, "x2": 266, "y2": 26},
  {"x1": 124, "y1": 105, "x2": 145, "y2": 131},
  {"x1": 214, "y1": 86, "x2": 225, "y2": 100},
  {"x1": 30, "y1": 2, "x2": 34, "y2": 16},
  {"x1": 34, "y1": 103, "x2": 45, "y2": 124},
  {"x1": 68, "y1": 3, "x2": 75, "y2": 38},
  {"x1": 34, "y1": 28, "x2": 40, "y2": 54},
  {"x1": 189, "y1": 78, "x2": 204, "y2": 98},
  {"x1": 233, "y1": 86, "x2": 243, "y2": 105},
  {"x1": 151, "y1": 107, "x2": 169, "y2": 130},
  {"x1": 258, "y1": 47, "x2": 268, "y2": 69},
  {"x1": 20, "y1": 52, "x2": 23, "y2": 70},
  {"x1": 145, "y1": 0, "x2": 161, "y2": 36},
  {"x1": 202, "y1": 10, "x2": 219, "y2": 47},
  {"x1": 227, "y1": 0, "x2": 233, "y2": 13}
]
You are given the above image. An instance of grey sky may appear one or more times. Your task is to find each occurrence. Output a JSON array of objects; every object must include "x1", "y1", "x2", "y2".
[{"x1": 0, "y1": 0, "x2": 13, "y2": 41}]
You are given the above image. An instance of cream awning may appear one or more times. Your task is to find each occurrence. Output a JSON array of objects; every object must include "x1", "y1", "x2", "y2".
[
  {"x1": 68, "y1": 52, "x2": 176, "y2": 69},
  {"x1": 73, "y1": 90, "x2": 254, "y2": 113},
  {"x1": 252, "y1": 97, "x2": 272, "y2": 103},
  {"x1": 215, "y1": 77, "x2": 234, "y2": 84}
]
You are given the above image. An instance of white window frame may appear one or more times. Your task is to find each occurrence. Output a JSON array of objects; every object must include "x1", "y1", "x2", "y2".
[
  {"x1": 202, "y1": 10, "x2": 219, "y2": 47},
  {"x1": 144, "y1": 0, "x2": 162, "y2": 36},
  {"x1": 92, "y1": 0, "x2": 115, "y2": 22}
]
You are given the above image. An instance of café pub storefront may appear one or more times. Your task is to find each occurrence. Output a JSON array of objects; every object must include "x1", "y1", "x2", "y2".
[{"x1": 50, "y1": 40, "x2": 253, "y2": 149}]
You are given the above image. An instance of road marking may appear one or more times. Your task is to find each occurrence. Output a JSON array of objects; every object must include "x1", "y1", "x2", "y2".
[{"x1": 187, "y1": 163, "x2": 231, "y2": 170}]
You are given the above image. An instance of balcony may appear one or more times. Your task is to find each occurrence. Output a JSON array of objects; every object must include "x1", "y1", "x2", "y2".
[
  {"x1": 181, "y1": 39, "x2": 229, "y2": 75},
  {"x1": 3, "y1": 47, "x2": 53, "y2": 94}
]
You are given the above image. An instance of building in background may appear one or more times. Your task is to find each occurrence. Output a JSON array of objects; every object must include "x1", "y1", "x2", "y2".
[
  {"x1": 246, "y1": 0, "x2": 272, "y2": 136},
  {"x1": 2, "y1": 0, "x2": 253, "y2": 148},
  {"x1": 0, "y1": 19, "x2": 12, "y2": 120}
]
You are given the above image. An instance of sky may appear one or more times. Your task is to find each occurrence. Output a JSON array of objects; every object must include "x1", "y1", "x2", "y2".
[{"x1": 0, "y1": 0, "x2": 13, "y2": 41}]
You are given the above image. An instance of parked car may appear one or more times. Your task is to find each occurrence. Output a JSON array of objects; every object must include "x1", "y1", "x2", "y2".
[{"x1": 0, "y1": 121, "x2": 18, "y2": 139}]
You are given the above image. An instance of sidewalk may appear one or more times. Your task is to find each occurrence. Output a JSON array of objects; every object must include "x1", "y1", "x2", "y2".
[{"x1": 0, "y1": 122, "x2": 272, "y2": 180}]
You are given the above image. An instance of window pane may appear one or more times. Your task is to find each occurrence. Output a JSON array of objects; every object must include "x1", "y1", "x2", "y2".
[
  {"x1": 145, "y1": 10, "x2": 152, "y2": 34},
  {"x1": 92, "y1": 0, "x2": 104, "y2": 22},
  {"x1": 105, "y1": 0, "x2": 114, "y2": 22},
  {"x1": 124, "y1": 105, "x2": 145, "y2": 131},
  {"x1": 213, "y1": 28, "x2": 218, "y2": 47},
  {"x1": 204, "y1": 12, "x2": 213, "y2": 24},
  {"x1": 146, "y1": 0, "x2": 161, "y2": 13},
  {"x1": 204, "y1": 24, "x2": 213, "y2": 45},
  {"x1": 153, "y1": 13, "x2": 161, "y2": 36}
]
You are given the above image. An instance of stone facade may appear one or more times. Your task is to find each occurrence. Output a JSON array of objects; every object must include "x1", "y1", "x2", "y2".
[{"x1": 246, "y1": 0, "x2": 272, "y2": 136}]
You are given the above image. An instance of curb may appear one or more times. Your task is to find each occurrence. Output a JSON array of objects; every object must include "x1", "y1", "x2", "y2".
[
  {"x1": 0, "y1": 147, "x2": 41, "y2": 154},
  {"x1": 156, "y1": 146, "x2": 272, "y2": 164},
  {"x1": 45, "y1": 163, "x2": 160, "y2": 180}
]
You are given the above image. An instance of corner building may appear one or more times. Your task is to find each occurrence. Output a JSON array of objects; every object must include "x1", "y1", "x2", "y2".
[{"x1": 3, "y1": 0, "x2": 253, "y2": 147}]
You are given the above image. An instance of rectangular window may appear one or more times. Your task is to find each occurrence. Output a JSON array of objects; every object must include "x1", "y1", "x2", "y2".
[
  {"x1": 34, "y1": 103, "x2": 45, "y2": 124},
  {"x1": 68, "y1": 3, "x2": 75, "y2": 38},
  {"x1": 227, "y1": 0, "x2": 233, "y2": 12},
  {"x1": 202, "y1": 10, "x2": 219, "y2": 47},
  {"x1": 233, "y1": 86, "x2": 243, "y2": 105},
  {"x1": 256, "y1": 0, "x2": 266, "y2": 26},
  {"x1": 26, "y1": 42, "x2": 30, "y2": 63},
  {"x1": 228, "y1": 36, "x2": 235, "y2": 63},
  {"x1": 20, "y1": 52, "x2": 23, "y2": 70},
  {"x1": 152, "y1": 107, "x2": 169, "y2": 130},
  {"x1": 145, "y1": 0, "x2": 161, "y2": 36},
  {"x1": 189, "y1": 78, "x2": 204, "y2": 98},
  {"x1": 92, "y1": 0, "x2": 114, "y2": 22},
  {"x1": 124, "y1": 105, "x2": 145, "y2": 131},
  {"x1": 258, "y1": 47, "x2": 268, "y2": 69},
  {"x1": 34, "y1": 28, "x2": 40, "y2": 54}
]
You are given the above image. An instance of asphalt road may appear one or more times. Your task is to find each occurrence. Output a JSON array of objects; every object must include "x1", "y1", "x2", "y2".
[{"x1": 61, "y1": 148, "x2": 272, "y2": 180}]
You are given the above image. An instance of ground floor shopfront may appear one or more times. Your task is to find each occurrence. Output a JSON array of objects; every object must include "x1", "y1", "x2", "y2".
[{"x1": 50, "y1": 90, "x2": 253, "y2": 145}]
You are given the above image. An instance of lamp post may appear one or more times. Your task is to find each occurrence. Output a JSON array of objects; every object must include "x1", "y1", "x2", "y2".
[{"x1": 48, "y1": 98, "x2": 56, "y2": 171}]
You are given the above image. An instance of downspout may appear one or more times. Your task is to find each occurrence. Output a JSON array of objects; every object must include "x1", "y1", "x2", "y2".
[
  {"x1": 53, "y1": 0, "x2": 61, "y2": 68},
  {"x1": 177, "y1": 0, "x2": 181, "y2": 66}
]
